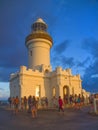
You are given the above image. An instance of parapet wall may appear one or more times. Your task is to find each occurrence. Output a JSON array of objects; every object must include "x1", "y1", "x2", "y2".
[
  {"x1": 10, "y1": 66, "x2": 81, "y2": 81},
  {"x1": 20, "y1": 66, "x2": 43, "y2": 76},
  {"x1": 55, "y1": 67, "x2": 72, "y2": 75},
  {"x1": 52, "y1": 66, "x2": 81, "y2": 80}
]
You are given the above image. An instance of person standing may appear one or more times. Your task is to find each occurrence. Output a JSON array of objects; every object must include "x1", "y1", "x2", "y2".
[
  {"x1": 14, "y1": 96, "x2": 20, "y2": 114},
  {"x1": 23, "y1": 96, "x2": 27, "y2": 111},
  {"x1": 28, "y1": 95, "x2": 32, "y2": 113},
  {"x1": 58, "y1": 96, "x2": 64, "y2": 113},
  {"x1": 20, "y1": 98, "x2": 24, "y2": 111},
  {"x1": 45, "y1": 97, "x2": 48, "y2": 108},
  {"x1": 31, "y1": 96, "x2": 37, "y2": 118},
  {"x1": 8, "y1": 97, "x2": 12, "y2": 108},
  {"x1": 52, "y1": 96, "x2": 57, "y2": 108}
]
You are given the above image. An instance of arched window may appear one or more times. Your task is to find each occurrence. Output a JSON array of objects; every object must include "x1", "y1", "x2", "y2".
[
  {"x1": 53, "y1": 88, "x2": 56, "y2": 97},
  {"x1": 45, "y1": 69, "x2": 49, "y2": 73}
]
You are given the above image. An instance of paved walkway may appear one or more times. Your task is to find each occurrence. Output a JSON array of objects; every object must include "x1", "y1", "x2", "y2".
[{"x1": 0, "y1": 105, "x2": 98, "y2": 130}]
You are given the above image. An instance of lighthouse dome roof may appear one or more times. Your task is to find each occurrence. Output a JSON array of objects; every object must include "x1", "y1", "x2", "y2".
[{"x1": 35, "y1": 18, "x2": 46, "y2": 24}]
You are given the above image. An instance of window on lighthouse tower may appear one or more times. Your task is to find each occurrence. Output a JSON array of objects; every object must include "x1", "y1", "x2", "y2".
[{"x1": 30, "y1": 50, "x2": 32, "y2": 56}]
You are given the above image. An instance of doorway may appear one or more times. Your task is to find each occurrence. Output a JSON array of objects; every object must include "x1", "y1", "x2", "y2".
[
  {"x1": 35, "y1": 85, "x2": 40, "y2": 97},
  {"x1": 63, "y1": 86, "x2": 70, "y2": 103}
]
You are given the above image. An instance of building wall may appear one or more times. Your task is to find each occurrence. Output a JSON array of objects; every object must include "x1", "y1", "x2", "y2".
[
  {"x1": 10, "y1": 74, "x2": 20, "y2": 98},
  {"x1": 10, "y1": 65, "x2": 89, "y2": 107}
]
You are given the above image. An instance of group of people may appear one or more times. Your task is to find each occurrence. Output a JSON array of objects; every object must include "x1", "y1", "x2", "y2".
[
  {"x1": 89, "y1": 94, "x2": 98, "y2": 113},
  {"x1": 8, "y1": 94, "x2": 92, "y2": 118},
  {"x1": 8, "y1": 95, "x2": 65, "y2": 116},
  {"x1": 8, "y1": 96, "x2": 20, "y2": 114},
  {"x1": 8, "y1": 95, "x2": 38, "y2": 118},
  {"x1": 63, "y1": 94, "x2": 90, "y2": 110},
  {"x1": 40, "y1": 97, "x2": 48, "y2": 108},
  {"x1": 52, "y1": 94, "x2": 90, "y2": 111}
]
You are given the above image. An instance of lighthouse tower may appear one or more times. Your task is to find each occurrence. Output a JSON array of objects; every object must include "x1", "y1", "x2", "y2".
[
  {"x1": 25, "y1": 18, "x2": 53, "y2": 70},
  {"x1": 10, "y1": 18, "x2": 89, "y2": 105}
]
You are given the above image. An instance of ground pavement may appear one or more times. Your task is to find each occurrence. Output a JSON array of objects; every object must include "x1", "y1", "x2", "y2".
[{"x1": 0, "y1": 105, "x2": 98, "y2": 130}]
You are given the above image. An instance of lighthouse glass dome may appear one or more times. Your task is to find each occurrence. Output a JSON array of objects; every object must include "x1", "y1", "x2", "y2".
[{"x1": 32, "y1": 18, "x2": 47, "y2": 32}]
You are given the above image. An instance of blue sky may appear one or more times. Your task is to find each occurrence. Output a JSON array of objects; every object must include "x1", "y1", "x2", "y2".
[{"x1": 0, "y1": 0, "x2": 98, "y2": 99}]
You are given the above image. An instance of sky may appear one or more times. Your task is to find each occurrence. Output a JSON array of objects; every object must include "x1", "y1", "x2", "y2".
[{"x1": 0, "y1": 0, "x2": 98, "y2": 100}]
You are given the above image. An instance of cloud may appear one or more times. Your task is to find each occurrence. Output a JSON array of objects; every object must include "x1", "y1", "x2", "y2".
[
  {"x1": 91, "y1": 74, "x2": 98, "y2": 78},
  {"x1": 0, "y1": 82, "x2": 9, "y2": 99},
  {"x1": 82, "y1": 62, "x2": 98, "y2": 92},
  {"x1": 0, "y1": 33, "x2": 27, "y2": 82},
  {"x1": 61, "y1": 56, "x2": 75, "y2": 68},
  {"x1": 51, "y1": 55, "x2": 75, "y2": 69},
  {"x1": 82, "y1": 38, "x2": 98, "y2": 58},
  {"x1": 76, "y1": 57, "x2": 91, "y2": 68},
  {"x1": 81, "y1": 38, "x2": 98, "y2": 92},
  {"x1": 0, "y1": 88, "x2": 4, "y2": 90},
  {"x1": 51, "y1": 40, "x2": 75, "y2": 69},
  {"x1": 53, "y1": 40, "x2": 69, "y2": 54},
  {"x1": 0, "y1": 67, "x2": 18, "y2": 82}
]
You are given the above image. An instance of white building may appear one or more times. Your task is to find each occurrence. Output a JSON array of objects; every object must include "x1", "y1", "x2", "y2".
[{"x1": 10, "y1": 18, "x2": 89, "y2": 106}]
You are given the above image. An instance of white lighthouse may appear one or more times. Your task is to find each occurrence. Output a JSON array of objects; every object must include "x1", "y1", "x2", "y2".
[
  {"x1": 25, "y1": 18, "x2": 53, "y2": 70},
  {"x1": 10, "y1": 18, "x2": 89, "y2": 107}
]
